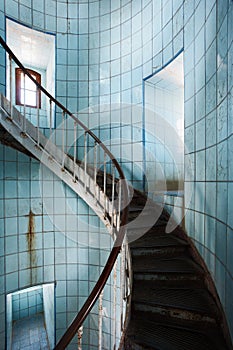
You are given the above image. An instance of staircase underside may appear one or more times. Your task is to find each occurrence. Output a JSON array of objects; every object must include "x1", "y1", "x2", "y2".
[
  {"x1": 0, "y1": 124, "x2": 34, "y2": 158},
  {"x1": 124, "y1": 193, "x2": 232, "y2": 350}
]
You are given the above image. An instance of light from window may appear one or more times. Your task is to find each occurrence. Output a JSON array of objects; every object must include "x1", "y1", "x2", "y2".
[{"x1": 15, "y1": 68, "x2": 41, "y2": 108}]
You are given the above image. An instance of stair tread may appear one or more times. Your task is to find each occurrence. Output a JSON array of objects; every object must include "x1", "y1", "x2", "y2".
[
  {"x1": 132, "y1": 255, "x2": 203, "y2": 275},
  {"x1": 132, "y1": 284, "x2": 219, "y2": 316},
  {"x1": 127, "y1": 220, "x2": 170, "y2": 233},
  {"x1": 128, "y1": 205, "x2": 147, "y2": 212},
  {"x1": 126, "y1": 318, "x2": 228, "y2": 350},
  {"x1": 127, "y1": 220, "x2": 175, "y2": 237},
  {"x1": 128, "y1": 212, "x2": 158, "y2": 221},
  {"x1": 130, "y1": 234, "x2": 188, "y2": 249}
]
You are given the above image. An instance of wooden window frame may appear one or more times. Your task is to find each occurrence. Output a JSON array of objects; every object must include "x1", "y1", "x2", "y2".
[{"x1": 15, "y1": 68, "x2": 41, "y2": 108}]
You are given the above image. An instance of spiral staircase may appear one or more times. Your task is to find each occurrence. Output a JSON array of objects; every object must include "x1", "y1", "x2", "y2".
[
  {"x1": 0, "y1": 36, "x2": 232, "y2": 350},
  {"x1": 125, "y1": 201, "x2": 232, "y2": 350}
]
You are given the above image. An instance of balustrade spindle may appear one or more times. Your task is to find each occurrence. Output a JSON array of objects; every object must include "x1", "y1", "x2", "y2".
[
  {"x1": 84, "y1": 131, "x2": 87, "y2": 192},
  {"x1": 111, "y1": 164, "x2": 115, "y2": 230},
  {"x1": 73, "y1": 121, "x2": 77, "y2": 182},
  {"x1": 98, "y1": 290, "x2": 104, "y2": 350},
  {"x1": 77, "y1": 325, "x2": 83, "y2": 350},
  {"x1": 94, "y1": 141, "x2": 97, "y2": 198},
  {"x1": 23, "y1": 72, "x2": 26, "y2": 133},
  {"x1": 49, "y1": 98, "x2": 52, "y2": 136},
  {"x1": 9, "y1": 55, "x2": 13, "y2": 118},
  {"x1": 104, "y1": 152, "x2": 107, "y2": 214},
  {"x1": 112, "y1": 261, "x2": 117, "y2": 350},
  {"x1": 65, "y1": 114, "x2": 68, "y2": 165},
  {"x1": 62, "y1": 111, "x2": 65, "y2": 168},
  {"x1": 120, "y1": 243, "x2": 125, "y2": 330},
  {"x1": 37, "y1": 87, "x2": 40, "y2": 145},
  {"x1": 117, "y1": 180, "x2": 122, "y2": 231}
]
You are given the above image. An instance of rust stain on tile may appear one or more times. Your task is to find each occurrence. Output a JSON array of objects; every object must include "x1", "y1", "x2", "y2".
[{"x1": 27, "y1": 210, "x2": 37, "y2": 284}]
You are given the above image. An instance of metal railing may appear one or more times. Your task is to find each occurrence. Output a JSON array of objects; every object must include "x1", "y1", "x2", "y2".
[{"x1": 0, "y1": 35, "x2": 130, "y2": 349}]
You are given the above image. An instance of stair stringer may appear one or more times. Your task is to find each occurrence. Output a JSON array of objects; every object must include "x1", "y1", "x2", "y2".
[{"x1": 0, "y1": 94, "x2": 116, "y2": 235}]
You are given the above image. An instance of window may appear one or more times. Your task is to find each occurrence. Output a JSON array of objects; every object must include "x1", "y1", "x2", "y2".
[
  {"x1": 15, "y1": 68, "x2": 41, "y2": 108},
  {"x1": 7, "y1": 20, "x2": 55, "y2": 128}
]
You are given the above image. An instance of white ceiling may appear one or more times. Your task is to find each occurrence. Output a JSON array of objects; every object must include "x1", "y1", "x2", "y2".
[{"x1": 6, "y1": 19, "x2": 55, "y2": 70}]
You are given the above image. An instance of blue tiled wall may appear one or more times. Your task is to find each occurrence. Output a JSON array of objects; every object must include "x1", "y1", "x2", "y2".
[
  {"x1": 0, "y1": 142, "x2": 120, "y2": 350},
  {"x1": 0, "y1": 0, "x2": 233, "y2": 347},
  {"x1": 12, "y1": 287, "x2": 43, "y2": 320},
  {"x1": 184, "y1": 0, "x2": 233, "y2": 340}
]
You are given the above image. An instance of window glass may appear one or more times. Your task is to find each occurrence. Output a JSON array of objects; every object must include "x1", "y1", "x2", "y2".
[{"x1": 15, "y1": 68, "x2": 41, "y2": 108}]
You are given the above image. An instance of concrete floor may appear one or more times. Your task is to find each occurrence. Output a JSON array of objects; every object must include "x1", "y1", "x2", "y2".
[{"x1": 12, "y1": 313, "x2": 49, "y2": 350}]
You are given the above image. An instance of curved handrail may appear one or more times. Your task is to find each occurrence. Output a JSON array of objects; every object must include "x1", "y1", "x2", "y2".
[{"x1": 0, "y1": 35, "x2": 129, "y2": 349}]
